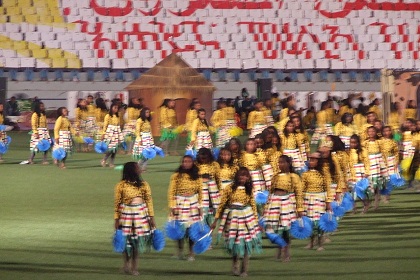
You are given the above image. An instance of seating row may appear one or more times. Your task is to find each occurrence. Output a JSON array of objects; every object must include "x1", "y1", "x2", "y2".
[{"x1": 1, "y1": 56, "x2": 420, "y2": 70}]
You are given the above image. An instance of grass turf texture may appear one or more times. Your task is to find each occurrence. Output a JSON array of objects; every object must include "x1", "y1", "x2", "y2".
[{"x1": 1, "y1": 132, "x2": 420, "y2": 280}]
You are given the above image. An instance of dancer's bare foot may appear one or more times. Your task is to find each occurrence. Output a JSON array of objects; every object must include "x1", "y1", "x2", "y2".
[{"x1": 316, "y1": 247, "x2": 325, "y2": 251}]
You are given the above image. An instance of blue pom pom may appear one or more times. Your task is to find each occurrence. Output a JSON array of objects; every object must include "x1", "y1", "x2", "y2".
[
  {"x1": 142, "y1": 147, "x2": 156, "y2": 159},
  {"x1": 83, "y1": 137, "x2": 94, "y2": 144},
  {"x1": 290, "y1": 216, "x2": 313, "y2": 239},
  {"x1": 255, "y1": 190, "x2": 269, "y2": 205},
  {"x1": 189, "y1": 222, "x2": 211, "y2": 242},
  {"x1": 112, "y1": 229, "x2": 126, "y2": 253},
  {"x1": 389, "y1": 174, "x2": 405, "y2": 188},
  {"x1": 0, "y1": 142, "x2": 8, "y2": 154},
  {"x1": 6, "y1": 136, "x2": 11, "y2": 145},
  {"x1": 331, "y1": 201, "x2": 346, "y2": 218},
  {"x1": 0, "y1": 125, "x2": 6, "y2": 131},
  {"x1": 52, "y1": 148, "x2": 66, "y2": 160},
  {"x1": 95, "y1": 141, "x2": 108, "y2": 154},
  {"x1": 37, "y1": 139, "x2": 51, "y2": 152},
  {"x1": 266, "y1": 232, "x2": 287, "y2": 248},
  {"x1": 212, "y1": 147, "x2": 220, "y2": 160},
  {"x1": 319, "y1": 212, "x2": 338, "y2": 233},
  {"x1": 192, "y1": 234, "x2": 212, "y2": 255},
  {"x1": 120, "y1": 141, "x2": 127, "y2": 151},
  {"x1": 152, "y1": 229, "x2": 166, "y2": 252},
  {"x1": 165, "y1": 220, "x2": 186, "y2": 241},
  {"x1": 341, "y1": 193, "x2": 354, "y2": 212},
  {"x1": 355, "y1": 178, "x2": 369, "y2": 191},
  {"x1": 153, "y1": 146, "x2": 165, "y2": 157}
]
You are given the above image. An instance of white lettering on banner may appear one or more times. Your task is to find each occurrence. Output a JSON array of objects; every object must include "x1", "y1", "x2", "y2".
[{"x1": 0, "y1": 0, "x2": 419, "y2": 69}]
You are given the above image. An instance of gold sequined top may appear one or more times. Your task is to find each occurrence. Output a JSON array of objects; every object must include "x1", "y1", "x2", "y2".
[
  {"x1": 219, "y1": 164, "x2": 239, "y2": 182},
  {"x1": 95, "y1": 108, "x2": 107, "y2": 124},
  {"x1": 270, "y1": 173, "x2": 304, "y2": 211},
  {"x1": 239, "y1": 151, "x2": 263, "y2": 170},
  {"x1": 191, "y1": 119, "x2": 210, "y2": 142},
  {"x1": 316, "y1": 110, "x2": 328, "y2": 126},
  {"x1": 126, "y1": 107, "x2": 141, "y2": 123},
  {"x1": 114, "y1": 180, "x2": 154, "y2": 219},
  {"x1": 296, "y1": 131, "x2": 310, "y2": 155},
  {"x1": 380, "y1": 138, "x2": 399, "y2": 162},
  {"x1": 231, "y1": 151, "x2": 241, "y2": 166},
  {"x1": 135, "y1": 118, "x2": 151, "y2": 137},
  {"x1": 185, "y1": 109, "x2": 198, "y2": 132},
  {"x1": 334, "y1": 122, "x2": 357, "y2": 137},
  {"x1": 404, "y1": 108, "x2": 417, "y2": 120},
  {"x1": 247, "y1": 110, "x2": 266, "y2": 130},
  {"x1": 338, "y1": 105, "x2": 355, "y2": 118},
  {"x1": 210, "y1": 109, "x2": 224, "y2": 128},
  {"x1": 87, "y1": 104, "x2": 96, "y2": 116},
  {"x1": 332, "y1": 151, "x2": 349, "y2": 193},
  {"x1": 412, "y1": 133, "x2": 420, "y2": 150},
  {"x1": 362, "y1": 139, "x2": 381, "y2": 154},
  {"x1": 402, "y1": 131, "x2": 413, "y2": 142},
  {"x1": 160, "y1": 107, "x2": 177, "y2": 129},
  {"x1": 347, "y1": 148, "x2": 368, "y2": 180},
  {"x1": 279, "y1": 108, "x2": 289, "y2": 120},
  {"x1": 353, "y1": 114, "x2": 366, "y2": 131},
  {"x1": 215, "y1": 185, "x2": 257, "y2": 219},
  {"x1": 54, "y1": 116, "x2": 76, "y2": 139},
  {"x1": 276, "y1": 117, "x2": 289, "y2": 135},
  {"x1": 387, "y1": 111, "x2": 401, "y2": 131},
  {"x1": 74, "y1": 108, "x2": 89, "y2": 128},
  {"x1": 168, "y1": 173, "x2": 203, "y2": 208},
  {"x1": 326, "y1": 108, "x2": 336, "y2": 124},
  {"x1": 301, "y1": 170, "x2": 333, "y2": 202},
  {"x1": 197, "y1": 161, "x2": 221, "y2": 183},
  {"x1": 303, "y1": 111, "x2": 315, "y2": 128},
  {"x1": 255, "y1": 148, "x2": 269, "y2": 165},
  {"x1": 280, "y1": 133, "x2": 299, "y2": 151},
  {"x1": 31, "y1": 113, "x2": 47, "y2": 131},
  {"x1": 0, "y1": 113, "x2": 3, "y2": 124},
  {"x1": 222, "y1": 107, "x2": 235, "y2": 121},
  {"x1": 103, "y1": 114, "x2": 121, "y2": 133},
  {"x1": 268, "y1": 150, "x2": 283, "y2": 174}
]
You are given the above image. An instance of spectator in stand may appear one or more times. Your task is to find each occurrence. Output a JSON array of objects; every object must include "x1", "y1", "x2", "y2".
[{"x1": 6, "y1": 96, "x2": 20, "y2": 116}]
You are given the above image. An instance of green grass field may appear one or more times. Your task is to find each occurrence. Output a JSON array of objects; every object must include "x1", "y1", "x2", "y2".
[{"x1": 1, "y1": 132, "x2": 420, "y2": 280}]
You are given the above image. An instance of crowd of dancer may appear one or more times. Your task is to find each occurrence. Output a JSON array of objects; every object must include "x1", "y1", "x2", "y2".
[{"x1": 1, "y1": 93, "x2": 418, "y2": 277}]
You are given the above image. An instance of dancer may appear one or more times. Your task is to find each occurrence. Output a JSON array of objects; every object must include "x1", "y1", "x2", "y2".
[
  {"x1": 74, "y1": 99, "x2": 90, "y2": 152},
  {"x1": 264, "y1": 155, "x2": 303, "y2": 262},
  {"x1": 189, "y1": 108, "x2": 213, "y2": 150},
  {"x1": 196, "y1": 148, "x2": 221, "y2": 226},
  {"x1": 380, "y1": 126, "x2": 399, "y2": 203},
  {"x1": 185, "y1": 99, "x2": 200, "y2": 144},
  {"x1": 334, "y1": 113, "x2": 357, "y2": 150},
  {"x1": 280, "y1": 120, "x2": 305, "y2": 173},
  {"x1": 247, "y1": 99, "x2": 269, "y2": 138},
  {"x1": 28, "y1": 102, "x2": 52, "y2": 164},
  {"x1": 301, "y1": 152, "x2": 332, "y2": 251},
  {"x1": 168, "y1": 155, "x2": 203, "y2": 261},
  {"x1": 311, "y1": 101, "x2": 334, "y2": 146},
  {"x1": 227, "y1": 137, "x2": 242, "y2": 166},
  {"x1": 132, "y1": 107, "x2": 154, "y2": 172},
  {"x1": 239, "y1": 138, "x2": 265, "y2": 194},
  {"x1": 360, "y1": 111, "x2": 378, "y2": 141},
  {"x1": 123, "y1": 98, "x2": 143, "y2": 153},
  {"x1": 54, "y1": 107, "x2": 77, "y2": 169},
  {"x1": 0, "y1": 103, "x2": 8, "y2": 162},
  {"x1": 211, "y1": 99, "x2": 227, "y2": 148},
  {"x1": 95, "y1": 98, "x2": 108, "y2": 142},
  {"x1": 211, "y1": 167, "x2": 262, "y2": 277},
  {"x1": 217, "y1": 148, "x2": 239, "y2": 191},
  {"x1": 101, "y1": 103, "x2": 123, "y2": 168},
  {"x1": 114, "y1": 162, "x2": 155, "y2": 276},
  {"x1": 348, "y1": 134, "x2": 369, "y2": 212},
  {"x1": 159, "y1": 99, "x2": 179, "y2": 155},
  {"x1": 291, "y1": 115, "x2": 310, "y2": 163},
  {"x1": 363, "y1": 126, "x2": 386, "y2": 210}
]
